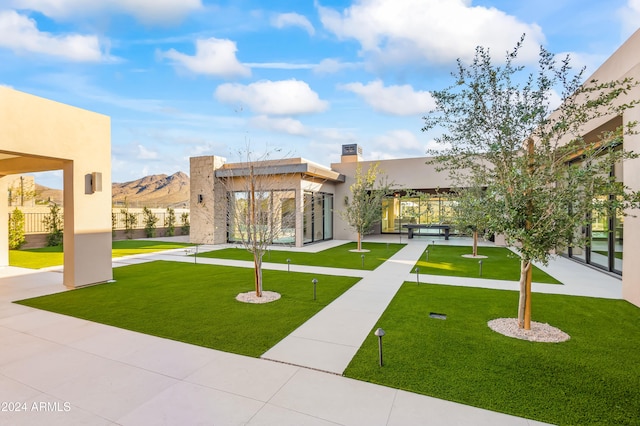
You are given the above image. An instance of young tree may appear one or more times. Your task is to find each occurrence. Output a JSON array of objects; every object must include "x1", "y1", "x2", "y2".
[
  {"x1": 165, "y1": 207, "x2": 176, "y2": 236},
  {"x1": 8, "y1": 176, "x2": 36, "y2": 206},
  {"x1": 142, "y1": 207, "x2": 158, "y2": 238},
  {"x1": 217, "y1": 150, "x2": 299, "y2": 298},
  {"x1": 451, "y1": 186, "x2": 490, "y2": 257},
  {"x1": 43, "y1": 202, "x2": 63, "y2": 246},
  {"x1": 341, "y1": 163, "x2": 392, "y2": 251},
  {"x1": 121, "y1": 200, "x2": 137, "y2": 239},
  {"x1": 9, "y1": 208, "x2": 26, "y2": 249},
  {"x1": 423, "y1": 36, "x2": 640, "y2": 330},
  {"x1": 180, "y1": 212, "x2": 190, "y2": 235}
]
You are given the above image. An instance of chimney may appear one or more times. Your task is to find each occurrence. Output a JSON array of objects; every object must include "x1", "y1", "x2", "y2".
[{"x1": 341, "y1": 144, "x2": 363, "y2": 163}]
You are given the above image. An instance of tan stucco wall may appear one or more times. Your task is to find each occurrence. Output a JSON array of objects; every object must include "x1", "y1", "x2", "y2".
[
  {"x1": 331, "y1": 157, "x2": 453, "y2": 241},
  {"x1": 565, "y1": 29, "x2": 640, "y2": 307},
  {"x1": 0, "y1": 87, "x2": 112, "y2": 287}
]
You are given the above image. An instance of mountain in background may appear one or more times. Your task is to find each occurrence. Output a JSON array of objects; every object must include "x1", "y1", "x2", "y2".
[
  {"x1": 33, "y1": 172, "x2": 190, "y2": 208},
  {"x1": 35, "y1": 184, "x2": 64, "y2": 205},
  {"x1": 112, "y1": 172, "x2": 190, "y2": 208}
]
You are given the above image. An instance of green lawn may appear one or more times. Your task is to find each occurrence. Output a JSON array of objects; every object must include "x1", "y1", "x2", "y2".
[
  {"x1": 414, "y1": 245, "x2": 562, "y2": 284},
  {"x1": 198, "y1": 242, "x2": 405, "y2": 270},
  {"x1": 15, "y1": 261, "x2": 360, "y2": 357},
  {"x1": 344, "y1": 283, "x2": 640, "y2": 425},
  {"x1": 9, "y1": 240, "x2": 194, "y2": 269}
]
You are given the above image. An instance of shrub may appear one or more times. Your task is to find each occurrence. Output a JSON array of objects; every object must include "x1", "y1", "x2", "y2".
[
  {"x1": 9, "y1": 208, "x2": 26, "y2": 249},
  {"x1": 181, "y1": 212, "x2": 190, "y2": 235},
  {"x1": 143, "y1": 207, "x2": 158, "y2": 238},
  {"x1": 121, "y1": 207, "x2": 137, "y2": 239},
  {"x1": 165, "y1": 207, "x2": 176, "y2": 236},
  {"x1": 43, "y1": 202, "x2": 63, "y2": 247}
]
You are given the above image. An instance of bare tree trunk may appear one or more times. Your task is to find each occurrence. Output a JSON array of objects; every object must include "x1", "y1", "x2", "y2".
[
  {"x1": 518, "y1": 259, "x2": 532, "y2": 329},
  {"x1": 254, "y1": 253, "x2": 263, "y2": 297},
  {"x1": 249, "y1": 166, "x2": 262, "y2": 297},
  {"x1": 473, "y1": 230, "x2": 478, "y2": 256},
  {"x1": 518, "y1": 138, "x2": 535, "y2": 330},
  {"x1": 357, "y1": 232, "x2": 362, "y2": 251}
]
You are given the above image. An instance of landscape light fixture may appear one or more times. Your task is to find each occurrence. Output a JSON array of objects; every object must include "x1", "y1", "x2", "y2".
[
  {"x1": 415, "y1": 267, "x2": 420, "y2": 284},
  {"x1": 361, "y1": 254, "x2": 365, "y2": 268},
  {"x1": 312, "y1": 278, "x2": 318, "y2": 300},
  {"x1": 479, "y1": 260, "x2": 483, "y2": 277},
  {"x1": 374, "y1": 328, "x2": 386, "y2": 367},
  {"x1": 425, "y1": 249, "x2": 429, "y2": 262},
  {"x1": 287, "y1": 258, "x2": 291, "y2": 272}
]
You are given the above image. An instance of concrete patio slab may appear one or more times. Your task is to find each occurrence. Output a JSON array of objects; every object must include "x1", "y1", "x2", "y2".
[
  {"x1": 117, "y1": 381, "x2": 264, "y2": 426},
  {"x1": 268, "y1": 368, "x2": 397, "y2": 426},
  {"x1": 184, "y1": 351, "x2": 299, "y2": 402}
]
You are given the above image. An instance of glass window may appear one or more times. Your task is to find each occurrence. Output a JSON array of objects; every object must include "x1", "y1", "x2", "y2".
[
  {"x1": 589, "y1": 195, "x2": 610, "y2": 269},
  {"x1": 324, "y1": 194, "x2": 333, "y2": 240},
  {"x1": 228, "y1": 190, "x2": 296, "y2": 245}
]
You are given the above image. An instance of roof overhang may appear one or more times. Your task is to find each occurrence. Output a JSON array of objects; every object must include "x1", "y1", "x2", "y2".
[{"x1": 215, "y1": 162, "x2": 345, "y2": 183}]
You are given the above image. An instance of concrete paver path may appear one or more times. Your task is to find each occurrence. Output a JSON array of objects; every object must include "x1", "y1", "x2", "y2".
[{"x1": 262, "y1": 242, "x2": 426, "y2": 374}]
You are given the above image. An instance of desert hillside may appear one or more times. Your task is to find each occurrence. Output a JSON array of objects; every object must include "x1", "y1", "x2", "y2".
[
  {"x1": 33, "y1": 172, "x2": 190, "y2": 208},
  {"x1": 112, "y1": 172, "x2": 190, "y2": 208}
]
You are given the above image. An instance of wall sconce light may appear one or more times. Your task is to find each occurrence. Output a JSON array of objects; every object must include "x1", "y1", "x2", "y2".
[
  {"x1": 198, "y1": 194, "x2": 204, "y2": 203},
  {"x1": 90, "y1": 172, "x2": 102, "y2": 193}
]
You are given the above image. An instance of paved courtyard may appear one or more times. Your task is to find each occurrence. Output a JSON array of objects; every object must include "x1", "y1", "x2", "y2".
[{"x1": 0, "y1": 236, "x2": 621, "y2": 425}]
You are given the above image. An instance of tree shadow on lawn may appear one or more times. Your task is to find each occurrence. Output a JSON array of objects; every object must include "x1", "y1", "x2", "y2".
[
  {"x1": 414, "y1": 245, "x2": 561, "y2": 284},
  {"x1": 198, "y1": 241, "x2": 405, "y2": 270}
]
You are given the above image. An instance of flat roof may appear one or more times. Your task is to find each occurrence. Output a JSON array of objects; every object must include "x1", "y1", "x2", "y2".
[{"x1": 215, "y1": 157, "x2": 345, "y2": 183}]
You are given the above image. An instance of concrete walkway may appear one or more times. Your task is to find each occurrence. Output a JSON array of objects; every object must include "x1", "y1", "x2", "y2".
[
  {"x1": 262, "y1": 242, "x2": 426, "y2": 374},
  {"x1": 1, "y1": 236, "x2": 618, "y2": 425}
]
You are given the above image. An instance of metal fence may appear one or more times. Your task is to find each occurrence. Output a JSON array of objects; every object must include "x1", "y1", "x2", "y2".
[{"x1": 9, "y1": 211, "x2": 190, "y2": 235}]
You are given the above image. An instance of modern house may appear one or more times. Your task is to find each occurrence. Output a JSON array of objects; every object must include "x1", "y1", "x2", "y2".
[{"x1": 190, "y1": 29, "x2": 640, "y2": 308}]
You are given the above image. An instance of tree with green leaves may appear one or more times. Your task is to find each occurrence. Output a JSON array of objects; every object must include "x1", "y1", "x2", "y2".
[
  {"x1": 43, "y1": 202, "x2": 63, "y2": 247},
  {"x1": 165, "y1": 207, "x2": 176, "y2": 236},
  {"x1": 452, "y1": 185, "x2": 490, "y2": 257},
  {"x1": 142, "y1": 207, "x2": 159, "y2": 238},
  {"x1": 341, "y1": 163, "x2": 392, "y2": 251},
  {"x1": 9, "y1": 208, "x2": 26, "y2": 249},
  {"x1": 423, "y1": 36, "x2": 640, "y2": 330}
]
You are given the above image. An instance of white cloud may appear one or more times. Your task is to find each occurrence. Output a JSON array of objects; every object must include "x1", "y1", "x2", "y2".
[
  {"x1": 313, "y1": 58, "x2": 359, "y2": 74},
  {"x1": 0, "y1": 10, "x2": 107, "y2": 62},
  {"x1": 371, "y1": 129, "x2": 424, "y2": 156},
  {"x1": 271, "y1": 12, "x2": 315, "y2": 35},
  {"x1": 244, "y1": 62, "x2": 315, "y2": 70},
  {"x1": 339, "y1": 80, "x2": 435, "y2": 115},
  {"x1": 553, "y1": 51, "x2": 607, "y2": 78},
  {"x1": 7, "y1": 0, "x2": 202, "y2": 25},
  {"x1": 318, "y1": 0, "x2": 545, "y2": 67},
  {"x1": 618, "y1": 0, "x2": 640, "y2": 38},
  {"x1": 137, "y1": 144, "x2": 159, "y2": 160},
  {"x1": 214, "y1": 79, "x2": 329, "y2": 115},
  {"x1": 163, "y1": 38, "x2": 251, "y2": 78},
  {"x1": 250, "y1": 115, "x2": 308, "y2": 135}
]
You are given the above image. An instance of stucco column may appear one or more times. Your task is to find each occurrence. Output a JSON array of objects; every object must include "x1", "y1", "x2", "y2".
[{"x1": 63, "y1": 161, "x2": 113, "y2": 288}]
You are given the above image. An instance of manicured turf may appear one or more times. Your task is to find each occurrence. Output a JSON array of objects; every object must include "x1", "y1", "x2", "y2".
[
  {"x1": 15, "y1": 261, "x2": 360, "y2": 357},
  {"x1": 344, "y1": 283, "x2": 640, "y2": 425},
  {"x1": 198, "y1": 242, "x2": 405, "y2": 270},
  {"x1": 414, "y1": 245, "x2": 562, "y2": 284},
  {"x1": 9, "y1": 240, "x2": 193, "y2": 269}
]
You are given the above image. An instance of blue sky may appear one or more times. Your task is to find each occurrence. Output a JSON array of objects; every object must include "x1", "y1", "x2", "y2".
[{"x1": 2, "y1": 0, "x2": 639, "y2": 188}]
